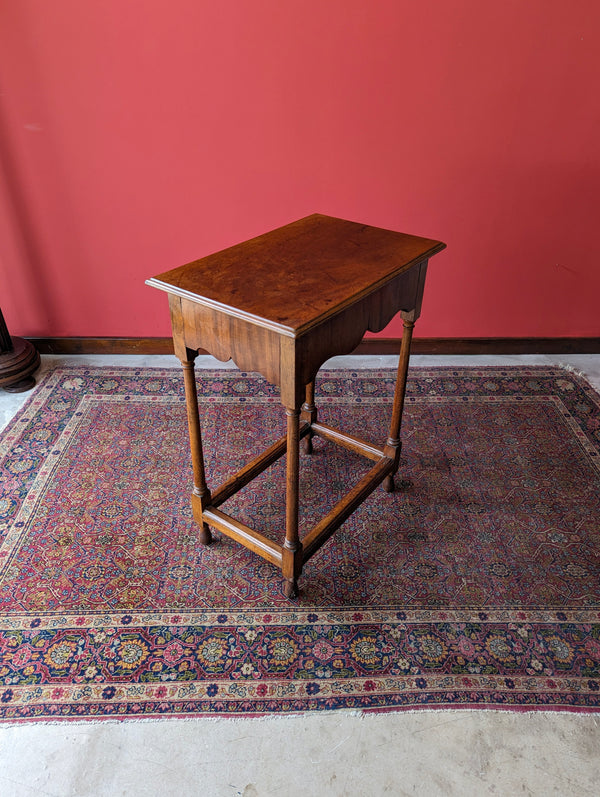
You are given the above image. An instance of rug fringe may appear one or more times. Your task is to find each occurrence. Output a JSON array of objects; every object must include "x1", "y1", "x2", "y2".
[
  {"x1": 557, "y1": 362, "x2": 600, "y2": 394},
  {"x1": 558, "y1": 362, "x2": 587, "y2": 379},
  {"x1": 2, "y1": 706, "x2": 598, "y2": 729}
]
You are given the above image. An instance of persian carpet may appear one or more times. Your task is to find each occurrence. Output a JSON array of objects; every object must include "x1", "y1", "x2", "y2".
[{"x1": 0, "y1": 365, "x2": 599, "y2": 722}]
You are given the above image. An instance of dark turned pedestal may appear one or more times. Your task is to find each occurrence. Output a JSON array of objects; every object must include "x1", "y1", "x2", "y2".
[{"x1": 0, "y1": 308, "x2": 40, "y2": 393}]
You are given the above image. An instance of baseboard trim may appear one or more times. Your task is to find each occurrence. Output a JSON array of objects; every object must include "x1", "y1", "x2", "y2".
[
  {"x1": 26, "y1": 336, "x2": 600, "y2": 356},
  {"x1": 29, "y1": 337, "x2": 176, "y2": 355}
]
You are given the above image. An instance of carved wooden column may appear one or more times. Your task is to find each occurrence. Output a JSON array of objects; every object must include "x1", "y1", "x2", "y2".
[{"x1": 0, "y1": 306, "x2": 40, "y2": 392}]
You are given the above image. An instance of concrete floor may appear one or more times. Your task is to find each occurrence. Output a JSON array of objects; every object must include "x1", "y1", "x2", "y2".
[{"x1": 1, "y1": 353, "x2": 599, "y2": 797}]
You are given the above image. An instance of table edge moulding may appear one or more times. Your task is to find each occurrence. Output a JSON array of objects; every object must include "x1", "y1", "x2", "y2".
[{"x1": 146, "y1": 213, "x2": 446, "y2": 597}]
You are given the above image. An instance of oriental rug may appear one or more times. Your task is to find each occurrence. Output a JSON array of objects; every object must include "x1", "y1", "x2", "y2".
[{"x1": 0, "y1": 365, "x2": 599, "y2": 722}]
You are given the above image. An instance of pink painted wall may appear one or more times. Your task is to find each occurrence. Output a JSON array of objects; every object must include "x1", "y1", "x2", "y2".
[{"x1": 1, "y1": 0, "x2": 599, "y2": 340}]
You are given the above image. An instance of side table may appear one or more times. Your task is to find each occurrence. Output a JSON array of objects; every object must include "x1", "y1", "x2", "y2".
[{"x1": 147, "y1": 214, "x2": 445, "y2": 597}]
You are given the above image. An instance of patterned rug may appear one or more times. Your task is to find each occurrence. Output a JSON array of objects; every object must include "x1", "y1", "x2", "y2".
[{"x1": 1, "y1": 365, "x2": 599, "y2": 722}]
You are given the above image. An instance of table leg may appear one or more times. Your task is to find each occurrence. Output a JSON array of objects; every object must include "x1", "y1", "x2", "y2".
[
  {"x1": 301, "y1": 381, "x2": 317, "y2": 454},
  {"x1": 181, "y1": 358, "x2": 213, "y2": 544},
  {"x1": 282, "y1": 407, "x2": 303, "y2": 597},
  {"x1": 383, "y1": 314, "x2": 415, "y2": 493}
]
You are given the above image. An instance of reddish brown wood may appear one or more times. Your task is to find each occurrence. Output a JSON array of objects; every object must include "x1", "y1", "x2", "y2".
[
  {"x1": 311, "y1": 423, "x2": 385, "y2": 461},
  {"x1": 181, "y1": 357, "x2": 213, "y2": 545},
  {"x1": 147, "y1": 214, "x2": 446, "y2": 597},
  {"x1": 301, "y1": 381, "x2": 317, "y2": 454},
  {"x1": 211, "y1": 423, "x2": 311, "y2": 507},
  {"x1": 383, "y1": 314, "x2": 415, "y2": 492},
  {"x1": 148, "y1": 215, "x2": 445, "y2": 337},
  {"x1": 283, "y1": 407, "x2": 302, "y2": 598},
  {"x1": 302, "y1": 457, "x2": 395, "y2": 563},
  {"x1": 202, "y1": 508, "x2": 283, "y2": 567},
  {"x1": 178, "y1": 295, "x2": 282, "y2": 384}
]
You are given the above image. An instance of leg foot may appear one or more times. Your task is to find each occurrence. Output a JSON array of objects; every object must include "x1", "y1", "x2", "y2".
[
  {"x1": 302, "y1": 435, "x2": 313, "y2": 455},
  {"x1": 199, "y1": 523, "x2": 213, "y2": 545},
  {"x1": 283, "y1": 577, "x2": 299, "y2": 599},
  {"x1": 383, "y1": 475, "x2": 412, "y2": 493}
]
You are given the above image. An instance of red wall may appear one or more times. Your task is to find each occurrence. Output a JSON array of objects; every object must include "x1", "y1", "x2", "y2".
[{"x1": 1, "y1": 0, "x2": 599, "y2": 340}]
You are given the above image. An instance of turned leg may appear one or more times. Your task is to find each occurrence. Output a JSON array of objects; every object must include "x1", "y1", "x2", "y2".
[
  {"x1": 282, "y1": 407, "x2": 303, "y2": 597},
  {"x1": 383, "y1": 313, "x2": 415, "y2": 493},
  {"x1": 301, "y1": 380, "x2": 317, "y2": 454},
  {"x1": 181, "y1": 357, "x2": 213, "y2": 544}
]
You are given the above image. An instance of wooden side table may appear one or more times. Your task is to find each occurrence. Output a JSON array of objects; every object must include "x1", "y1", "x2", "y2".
[{"x1": 147, "y1": 214, "x2": 445, "y2": 597}]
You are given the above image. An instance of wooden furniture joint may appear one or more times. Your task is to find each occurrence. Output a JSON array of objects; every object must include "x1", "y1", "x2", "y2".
[{"x1": 147, "y1": 213, "x2": 446, "y2": 597}]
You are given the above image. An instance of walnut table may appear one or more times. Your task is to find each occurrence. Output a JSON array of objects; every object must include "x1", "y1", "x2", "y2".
[{"x1": 147, "y1": 214, "x2": 445, "y2": 597}]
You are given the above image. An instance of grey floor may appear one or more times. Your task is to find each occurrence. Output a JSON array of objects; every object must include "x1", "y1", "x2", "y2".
[{"x1": 1, "y1": 353, "x2": 599, "y2": 797}]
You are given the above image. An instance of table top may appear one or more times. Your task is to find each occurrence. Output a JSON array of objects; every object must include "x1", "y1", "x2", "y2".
[{"x1": 147, "y1": 214, "x2": 445, "y2": 336}]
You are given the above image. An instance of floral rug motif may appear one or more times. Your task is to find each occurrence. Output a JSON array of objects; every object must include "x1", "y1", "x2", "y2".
[{"x1": 0, "y1": 365, "x2": 599, "y2": 722}]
